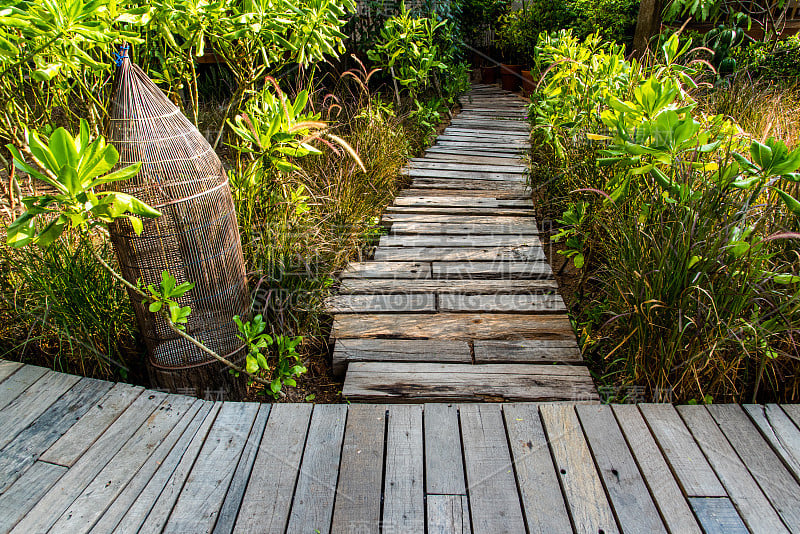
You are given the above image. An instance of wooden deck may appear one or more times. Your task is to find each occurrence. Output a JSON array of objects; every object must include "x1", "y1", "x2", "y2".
[
  {"x1": 327, "y1": 84, "x2": 597, "y2": 402},
  {"x1": 3, "y1": 361, "x2": 800, "y2": 533}
]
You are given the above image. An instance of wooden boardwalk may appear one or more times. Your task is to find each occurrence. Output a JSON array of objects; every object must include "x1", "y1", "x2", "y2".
[
  {"x1": 3, "y1": 361, "x2": 800, "y2": 533},
  {"x1": 327, "y1": 84, "x2": 597, "y2": 402}
]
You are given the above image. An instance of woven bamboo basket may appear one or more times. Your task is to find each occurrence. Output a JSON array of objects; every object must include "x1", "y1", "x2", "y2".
[{"x1": 107, "y1": 52, "x2": 249, "y2": 398}]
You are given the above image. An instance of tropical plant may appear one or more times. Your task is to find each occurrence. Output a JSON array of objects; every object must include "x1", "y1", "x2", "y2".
[
  {"x1": 367, "y1": 5, "x2": 450, "y2": 101},
  {"x1": 4, "y1": 121, "x2": 280, "y2": 388},
  {"x1": 527, "y1": 28, "x2": 800, "y2": 402}
]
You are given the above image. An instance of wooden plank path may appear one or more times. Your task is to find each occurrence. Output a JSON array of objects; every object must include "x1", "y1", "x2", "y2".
[
  {"x1": 2, "y1": 363, "x2": 800, "y2": 533},
  {"x1": 326, "y1": 83, "x2": 597, "y2": 402}
]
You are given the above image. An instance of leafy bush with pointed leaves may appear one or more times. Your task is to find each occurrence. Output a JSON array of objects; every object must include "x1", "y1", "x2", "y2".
[
  {"x1": 6, "y1": 119, "x2": 159, "y2": 248},
  {"x1": 527, "y1": 29, "x2": 800, "y2": 403}
]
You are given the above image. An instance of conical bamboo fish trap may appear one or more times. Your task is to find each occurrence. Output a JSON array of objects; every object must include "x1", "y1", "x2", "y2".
[{"x1": 107, "y1": 52, "x2": 248, "y2": 397}]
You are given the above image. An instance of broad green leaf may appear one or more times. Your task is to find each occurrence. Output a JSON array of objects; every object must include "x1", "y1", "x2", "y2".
[
  {"x1": 127, "y1": 215, "x2": 143, "y2": 235},
  {"x1": 775, "y1": 188, "x2": 800, "y2": 216},
  {"x1": 32, "y1": 63, "x2": 62, "y2": 81},
  {"x1": 61, "y1": 165, "x2": 82, "y2": 196},
  {"x1": 37, "y1": 216, "x2": 68, "y2": 247}
]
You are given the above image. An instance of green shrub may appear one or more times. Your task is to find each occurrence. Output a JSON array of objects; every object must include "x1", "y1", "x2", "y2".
[
  {"x1": 735, "y1": 35, "x2": 800, "y2": 80},
  {"x1": 496, "y1": 2, "x2": 576, "y2": 64},
  {"x1": 528, "y1": 31, "x2": 800, "y2": 402},
  {"x1": 568, "y1": 0, "x2": 639, "y2": 47}
]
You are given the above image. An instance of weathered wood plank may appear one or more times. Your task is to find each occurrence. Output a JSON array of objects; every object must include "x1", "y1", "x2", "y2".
[
  {"x1": 411, "y1": 178, "x2": 528, "y2": 193},
  {"x1": 439, "y1": 294, "x2": 564, "y2": 313},
  {"x1": 457, "y1": 107, "x2": 526, "y2": 114},
  {"x1": 331, "y1": 404, "x2": 386, "y2": 534},
  {"x1": 341, "y1": 261, "x2": 431, "y2": 279},
  {"x1": 441, "y1": 127, "x2": 529, "y2": 137},
  {"x1": 380, "y1": 235, "x2": 541, "y2": 248},
  {"x1": 338, "y1": 278, "x2": 558, "y2": 295},
  {"x1": 343, "y1": 363, "x2": 597, "y2": 402},
  {"x1": 285, "y1": 404, "x2": 347, "y2": 534},
  {"x1": 743, "y1": 404, "x2": 800, "y2": 481},
  {"x1": 383, "y1": 405, "x2": 424, "y2": 533},
  {"x1": 0, "y1": 359, "x2": 22, "y2": 384},
  {"x1": 235, "y1": 403, "x2": 312, "y2": 533},
  {"x1": 424, "y1": 403, "x2": 466, "y2": 494},
  {"x1": 425, "y1": 147, "x2": 526, "y2": 159},
  {"x1": 40, "y1": 382, "x2": 143, "y2": 467},
  {"x1": 398, "y1": 187, "x2": 528, "y2": 200},
  {"x1": 211, "y1": 404, "x2": 271, "y2": 534},
  {"x1": 0, "y1": 370, "x2": 81, "y2": 450},
  {"x1": 417, "y1": 154, "x2": 525, "y2": 165},
  {"x1": 385, "y1": 206, "x2": 534, "y2": 216},
  {"x1": 0, "y1": 364, "x2": 48, "y2": 411},
  {"x1": 429, "y1": 143, "x2": 525, "y2": 154},
  {"x1": 638, "y1": 403, "x2": 726, "y2": 497},
  {"x1": 0, "y1": 377, "x2": 112, "y2": 493},
  {"x1": 325, "y1": 293, "x2": 436, "y2": 313},
  {"x1": 435, "y1": 136, "x2": 530, "y2": 144},
  {"x1": 539, "y1": 404, "x2": 619, "y2": 534},
  {"x1": 122, "y1": 402, "x2": 221, "y2": 534},
  {"x1": 390, "y1": 222, "x2": 538, "y2": 236},
  {"x1": 460, "y1": 404, "x2": 526, "y2": 534},
  {"x1": 374, "y1": 246, "x2": 546, "y2": 262},
  {"x1": 459, "y1": 99, "x2": 526, "y2": 105},
  {"x1": 689, "y1": 497, "x2": 749, "y2": 534},
  {"x1": 392, "y1": 196, "x2": 531, "y2": 208},
  {"x1": 433, "y1": 136, "x2": 528, "y2": 147},
  {"x1": 447, "y1": 122, "x2": 529, "y2": 133},
  {"x1": 445, "y1": 126, "x2": 529, "y2": 135},
  {"x1": 92, "y1": 401, "x2": 217, "y2": 534},
  {"x1": 781, "y1": 403, "x2": 800, "y2": 429},
  {"x1": 409, "y1": 161, "x2": 527, "y2": 173},
  {"x1": 678, "y1": 405, "x2": 789, "y2": 534},
  {"x1": 708, "y1": 403, "x2": 800, "y2": 531},
  {"x1": 333, "y1": 339, "x2": 471, "y2": 375},
  {"x1": 454, "y1": 115, "x2": 527, "y2": 122},
  {"x1": 0, "y1": 461, "x2": 67, "y2": 533},
  {"x1": 333, "y1": 312, "x2": 576, "y2": 341},
  {"x1": 576, "y1": 404, "x2": 667, "y2": 533},
  {"x1": 432, "y1": 261, "x2": 551, "y2": 279},
  {"x1": 408, "y1": 177, "x2": 527, "y2": 190},
  {"x1": 10, "y1": 391, "x2": 167, "y2": 534},
  {"x1": 458, "y1": 107, "x2": 526, "y2": 114},
  {"x1": 611, "y1": 404, "x2": 702, "y2": 534},
  {"x1": 49, "y1": 396, "x2": 199, "y2": 534},
  {"x1": 382, "y1": 213, "x2": 536, "y2": 224},
  {"x1": 427, "y1": 495, "x2": 471, "y2": 534},
  {"x1": 503, "y1": 403, "x2": 571, "y2": 533},
  {"x1": 473, "y1": 340, "x2": 581, "y2": 363},
  {"x1": 163, "y1": 401, "x2": 260, "y2": 534}
]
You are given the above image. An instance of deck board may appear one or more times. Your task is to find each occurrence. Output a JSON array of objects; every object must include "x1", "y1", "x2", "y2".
[
  {"x1": 162, "y1": 402, "x2": 259, "y2": 533},
  {"x1": 0, "y1": 377, "x2": 111, "y2": 493},
  {"x1": 460, "y1": 404, "x2": 527, "y2": 534},
  {"x1": 0, "y1": 362, "x2": 793, "y2": 534},
  {"x1": 678, "y1": 405, "x2": 789, "y2": 534},
  {"x1": 708, "y1": 404, "x2": 800, "y2": 531},
  {"x1": 10, "y1": 391, "x2": 168, "y2": 533},
  {"x1": 285, "y1": 404, "x2": 347, "y2": 534}
]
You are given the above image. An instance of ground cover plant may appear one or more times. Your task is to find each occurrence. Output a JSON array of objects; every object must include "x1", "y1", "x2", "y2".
[
  {"x1": 0, "y1": 0, "x2": 467, "y2": 400},
  {"x1": 527, "y1": 28, "x2": 800, "y2": 403}
]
